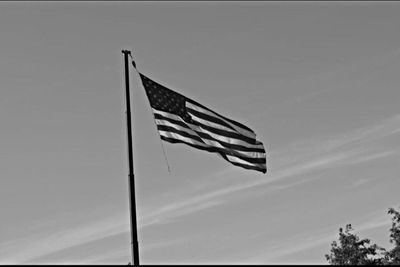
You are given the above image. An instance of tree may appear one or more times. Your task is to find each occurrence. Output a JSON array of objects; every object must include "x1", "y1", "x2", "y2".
[
  {"x1": 325, "y1": 206, "x2": 400, "y2": 265},
  {"x1": 325, "y1": 224, "x2": 385, "y2": 265},
  {"x1": 384, "y1": 207, "x2": 400, "y2": 265}
]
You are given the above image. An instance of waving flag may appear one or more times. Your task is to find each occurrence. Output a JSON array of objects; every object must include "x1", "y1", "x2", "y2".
[{"x1": 139, "y1": 73, "x2": 267, "y2": 173}]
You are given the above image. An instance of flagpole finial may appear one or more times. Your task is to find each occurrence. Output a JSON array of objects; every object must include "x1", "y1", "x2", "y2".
[{"x1": 122, "y1": 50, "x2": 137, "y2": 69}]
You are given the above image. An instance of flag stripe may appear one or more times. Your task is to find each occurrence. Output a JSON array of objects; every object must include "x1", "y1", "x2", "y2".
[
  {"x1": 153, "y1": 111, "x2": 264, "y2": 150},
  {"x1": 186, "y1": 102, "x2": 256, "y2": 140},
  {"x1": 187, "y1": 108, "x2": 238, "y2": 133},
  {"x1": 158, "y1": 128, "x2": 266, "y2": 164},
  {"x1": 187, "y1": 112, "x2": 256, "y2": 144},
  {"x1": 156, "y1": 124, "x2": 265, "y2": 159},
  {"x1": 157, "y1": 125, "x2": 204, "y2": 144},
  {"x1": 189, "y1": 120, "x2": 257, "y2": 145},
  {"x1": 155, "y1": 119, "x2": 198, "y2": 139},
  {"x1": 158, "y1": 130, "x2": 208, "y2": 148},
  {"x1": 191, "y1": 123, "x2": 262, "y2": 149},
  {"x1": 154, "y1": 111, "x2": 265, "y2": 152},
  {"x1": 186, "y1": 99, "x2": 256, "y2": 135},
  {"x1": 225, "y1": 155, "x2": 266, "y2": 169},
  {"x1": 159, "y1": 135, "x2": 267, "y2": 173},
  {"x1": 219, "y1": 154, "x2": 267, "y2": 173}
]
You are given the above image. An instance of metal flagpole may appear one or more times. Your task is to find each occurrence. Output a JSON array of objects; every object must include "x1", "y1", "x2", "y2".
[{"x1": 122, "y1": 50, "x2": 140, "y2": 265}]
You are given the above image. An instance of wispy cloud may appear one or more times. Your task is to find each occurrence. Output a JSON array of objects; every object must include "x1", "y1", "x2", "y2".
[
  {"x1": 246, "y1": 212, "x2": 391, "y2": 263},
  {"x1": 139, "y1": 148, "x2": 380, "y2": 227},
  {"x1": 140, "y1": 200, "x2": 223, "y2": 227},
  {"x1": 276, "y1": 114, "x2": 400, "y2": 165},
  {"x1": 3, "y1": 114, "x2": 398, "y2": 264},
  {"x1": 140, "y1": 114, "x2": 400, "y2": 227},
  {"x1": 0, "y1": 213, "x2": 129, "y2": 264},
  {"x1": 345, "y1": 150, "x2": 397, "y2": 166}
]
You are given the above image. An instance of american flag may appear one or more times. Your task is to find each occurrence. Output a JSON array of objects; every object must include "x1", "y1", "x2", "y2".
[{"x1": 139, "y1": 73, "x2": 267, "y2": 173}]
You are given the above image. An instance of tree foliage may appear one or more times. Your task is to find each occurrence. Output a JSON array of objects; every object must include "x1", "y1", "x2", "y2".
[
  {"x1": 385, "y1": 207, "x2": 400, "y2": 265},
  {"x1": 325, "y1": 207, "x2": 400, "y2": 265},
  {"x1": 325, "y1": 224, "x2": 385, "y2": 265}
]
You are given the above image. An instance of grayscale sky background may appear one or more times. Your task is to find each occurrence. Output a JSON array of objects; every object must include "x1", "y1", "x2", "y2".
[{"x1": 1, "y1": 1, "x2": 400, "y2": 264}]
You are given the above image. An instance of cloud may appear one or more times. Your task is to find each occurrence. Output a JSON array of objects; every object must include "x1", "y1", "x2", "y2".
[
  {"x1": 139, "y1": 149, "x2": 362, "y2": 227},
  {"x1": 2, "y1": 114, "x2": 398, "y2": 264},
  {"x1": 345, "y1": 150, "x2": 397, "y2": 166},
  {"x1": 246, "y1": 212, "x2": 391, "y2": 263},
  {"x1": 139, "y1": 114, "x2": 400, "y2": 227},
  {"x1": 140, "y1": 200, "x2": 223, "y2": 227},
  {"x1": 280, "y1": 114, "x2": 400, "y2": 161},
  {"x1": 0, "y1": 213, "x2": 129, "y2": 264}
]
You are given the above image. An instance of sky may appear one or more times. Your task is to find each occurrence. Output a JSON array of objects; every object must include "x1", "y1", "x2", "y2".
[{"x1": 0, "y1": 1, "x2": 400, "y2": 264}]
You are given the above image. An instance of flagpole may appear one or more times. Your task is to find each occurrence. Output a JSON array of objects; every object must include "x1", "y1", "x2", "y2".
[{"x1": 122, "y1": 49, "x2": 140, "y2": 266}]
